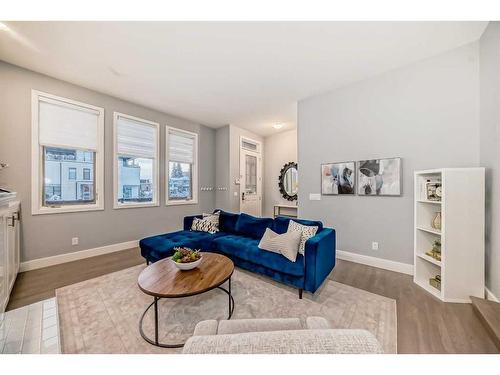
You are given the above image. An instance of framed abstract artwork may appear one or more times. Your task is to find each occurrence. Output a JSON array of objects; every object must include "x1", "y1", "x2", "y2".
[
  {"x1": 357, "y1": 157, "x2": 402, "y2": 196},
  {"x1": 321, "y1": 161, "x2": 355, "y2": 195}
]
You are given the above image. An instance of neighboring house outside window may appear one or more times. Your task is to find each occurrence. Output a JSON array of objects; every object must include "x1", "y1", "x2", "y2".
[
  {"x1": 31, "y1": 90, "x2": 104, "y2": 214},
  {"x1": 166, "y1": 126, "x2": 198, "y2": 205},
  {"x1": 113, "y1": 112, "x2": 159, "y2": 208}
]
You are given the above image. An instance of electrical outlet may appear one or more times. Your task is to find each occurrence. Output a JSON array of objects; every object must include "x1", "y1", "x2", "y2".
[
  {"x1": 372, "y1": 241, "x2": 379, "y2": 251},
  {"x1": 72, "y1": 237, "x2": 79, "y2": 246}
]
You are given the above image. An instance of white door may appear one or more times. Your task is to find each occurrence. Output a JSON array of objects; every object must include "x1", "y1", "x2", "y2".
[{"x1": 240, "y1": 145, "x2": 262, "y2": 216}]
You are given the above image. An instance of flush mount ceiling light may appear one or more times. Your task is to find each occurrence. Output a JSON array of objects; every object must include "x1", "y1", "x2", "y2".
[{"x1": 273, "y1": 123, "x2": 283, "y2": 129}]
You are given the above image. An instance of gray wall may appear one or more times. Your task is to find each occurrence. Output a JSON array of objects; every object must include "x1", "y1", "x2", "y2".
[
  {"x1": 298, "y1": 42, "x2": 480, "y2": 265},
  {"x1": 215, "y1": 125, "x2": 231, "y2": 211},
  {"x1": 263, "y1": 129, "x2": 297, "y2": 217},
  {"x1": 480, "y1": 22, "x2": 500, "y2": 298},
  {"x1": 0, "y1": 61, "x2": 216, "y2": 262}
]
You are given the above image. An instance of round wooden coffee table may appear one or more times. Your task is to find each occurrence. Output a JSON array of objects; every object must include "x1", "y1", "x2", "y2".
[{"x1": 137, "y1": 252, "x2": 235, "y2": 348}]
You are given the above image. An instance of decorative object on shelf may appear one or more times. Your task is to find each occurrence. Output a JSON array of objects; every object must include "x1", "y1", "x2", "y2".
[
  {"x1": 429, "y1": 275, "x2": 441, "y2": 291},
  {"x1": 321, "y1": 161, "x2": 355, "y2": 195},
  {"x1": 425, "y1": 239, "x2": 441, "y2": 261},
  {"x1": 171, "y1": 247, "x2": 202, "y2": 270},
  {"x1": 425, "y1": 180, "x2": 442, "y2": 201},
  {"x1": 431, "y1": 212, "x2": 442, "y2": 231},
  {"x1": 278, "y1": 162, "x2": 298, "y2": 201},
  {"x1": 357, "y1": 157, "x2": 401, "y2": 196}
]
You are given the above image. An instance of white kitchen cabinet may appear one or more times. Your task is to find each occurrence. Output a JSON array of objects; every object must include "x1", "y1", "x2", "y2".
[{"x1": 0, "y1": 198, "x2": 21, "y2": 313}]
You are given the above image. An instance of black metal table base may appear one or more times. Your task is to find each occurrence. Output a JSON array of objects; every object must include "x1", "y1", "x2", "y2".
[{"x1": 139, "y1": 278, "x2": 234, "y2": 348}]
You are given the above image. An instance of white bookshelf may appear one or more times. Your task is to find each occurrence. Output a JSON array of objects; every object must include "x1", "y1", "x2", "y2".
[{"x1": 414, "y1": 168, "x2": 485, "y2": 303}]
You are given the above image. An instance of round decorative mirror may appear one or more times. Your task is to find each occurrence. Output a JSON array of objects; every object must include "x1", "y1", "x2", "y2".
[{"x1": 278, "y1": 162, "x2": 298, "y2": 201}]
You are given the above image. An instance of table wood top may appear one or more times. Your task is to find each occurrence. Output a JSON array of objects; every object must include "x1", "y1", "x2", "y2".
[{"x1": 138, "y1": 253, "x2": 234, "y2": 298}]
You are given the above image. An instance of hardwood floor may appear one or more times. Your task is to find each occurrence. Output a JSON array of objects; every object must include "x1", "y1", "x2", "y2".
[
  {"x1": 330, "y1": 259, "x2": 499, "y2": 354},
  {"x1": 7, "y1": 249, "x2": 499, "y2": 354},
  {"x1": 6, "y1": 247, "x2": 144, "y2": 311}
]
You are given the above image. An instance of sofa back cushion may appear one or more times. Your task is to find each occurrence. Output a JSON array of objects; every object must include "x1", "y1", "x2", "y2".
[
  {"x1": 217, "y1": 210, "x2": 239, "y2": 234},
  {"x1": 273, "y1": 216, "x2": 323, "y2": 234},
  {"x1": 235, "y1": 213, "x2": 274, "y2": 239}
]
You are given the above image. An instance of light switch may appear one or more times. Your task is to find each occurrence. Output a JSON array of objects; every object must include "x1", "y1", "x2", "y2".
[{"x1": 309, "y1": 193, "x2": 321, "y2": 201}]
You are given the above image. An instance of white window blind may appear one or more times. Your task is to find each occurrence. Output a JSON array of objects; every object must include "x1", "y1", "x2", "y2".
[
  {"x1": 116, "y1": 116, "x2": 156, "y2": 158},
  {"x1": 168, "y1": 130, "x2": 195, "y2": 163},
  {"x1": 38, "y1": 97, "x2": 100, "y2": 150}
]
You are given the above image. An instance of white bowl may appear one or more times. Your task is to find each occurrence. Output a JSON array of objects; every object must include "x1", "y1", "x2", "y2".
[{"x1": 172, "y1": 256, "x2": 202, "y2": 270}]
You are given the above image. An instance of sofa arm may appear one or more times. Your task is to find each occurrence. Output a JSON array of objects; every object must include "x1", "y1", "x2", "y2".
[
  {"x1": 193, "y1": 320, "x2": 218, "y2": 336},
  {"x1": 182, "y1": 329, "x2": 383, "y2": 354},
  {"x1": 217, "y1": 318, "x2": 302, "y2": 335},
  {"x1": 306, "y1": 316, "x2": 330, "y2": 330},
  {"x1": 304, "y1": 228, "x2": 336, "y2": 293},
  {"x1": 183, "y1": 215, "x2": 203, "y2": 230}
]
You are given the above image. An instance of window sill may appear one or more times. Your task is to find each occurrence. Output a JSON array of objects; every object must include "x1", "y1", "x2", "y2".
[
  {"x1": 32, "y1": 203, "x2": 104, "y2": 215},
  {"x1": 113, "y1": 202, "x2": 159, "y2": 209},
  {"x1": 165, "y1": 199, "x2": 198, "y2": 206}
]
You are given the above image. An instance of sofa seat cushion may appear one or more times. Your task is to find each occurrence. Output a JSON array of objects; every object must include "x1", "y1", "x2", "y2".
[
  {"x1": 213, "y1": 235, "x2": 305, "y2": 276},
  {"x1": 140, "y1": 230, "x2": 227, "y2": 261}
]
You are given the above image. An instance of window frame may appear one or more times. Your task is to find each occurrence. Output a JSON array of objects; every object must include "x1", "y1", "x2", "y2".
[
  {"x1": 31, "y1": 90, "x2": 104, "y2": 215},
  {"x1": 165, "y1": 126, "x2": 199, "y2": 206},
  {"x1": 113, "y1": 112, "x2": 160, "y2": 209}
]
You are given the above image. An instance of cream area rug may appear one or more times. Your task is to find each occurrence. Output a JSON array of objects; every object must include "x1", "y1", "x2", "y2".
[{"x1": 56, "y1": 265, "x2": 397, "y2": 354}]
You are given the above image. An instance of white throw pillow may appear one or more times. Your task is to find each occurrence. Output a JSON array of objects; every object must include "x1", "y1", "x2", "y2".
[
  {"x1": 258, "y1": 228, "x2": 302, "y2": 262},
  {"x1": 287, "y1": 220, "x2": 318, "y2": 255}
]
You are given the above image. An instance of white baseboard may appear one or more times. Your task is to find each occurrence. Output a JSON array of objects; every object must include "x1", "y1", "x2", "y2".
[
  {"x1": 485, "y1": 287, "x2": 499, "y2": 302},
  {"x1": 336, "y1": 250, "x2": 414, "y2": 275},
  {"x1": 20, "y1": 240, "x2": 139, "y2": 272}
]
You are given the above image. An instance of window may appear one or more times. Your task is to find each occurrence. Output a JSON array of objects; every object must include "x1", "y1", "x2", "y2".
[
  {"x1": 113, "y1": 113, "x2": 159, "y2": 208},
  {"x1": 245, "y1": 154, "x2": 257, "y2": 194},
  {"x1": 68, "y1": 167, "x2": 77, "y2": 180},
  {"x1": 83, "y1": 168, "x2": 91, "y2": 180},
  {"x1": 31, "y1": 90, "x2": 104, "y2": 214},
  {"x1": 166, "y1": 127, "x2": 198, "y2": 205}
]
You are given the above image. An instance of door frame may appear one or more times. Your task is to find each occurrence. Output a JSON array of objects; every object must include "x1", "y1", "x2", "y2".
[{"x1": 239, "y1": 136, "x2": 262, "y2": 216}]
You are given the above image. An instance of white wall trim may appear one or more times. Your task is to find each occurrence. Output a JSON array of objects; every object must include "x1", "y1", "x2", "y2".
[
  {"x1": 485, "y1": 287, "x2": 499, "y2": 302},
  {"x1": 20, "y1": 240, "x2": 139, "y2": 272},
  {"x1": 336, "y1": 249, "x2": 414, "y2": 275}
]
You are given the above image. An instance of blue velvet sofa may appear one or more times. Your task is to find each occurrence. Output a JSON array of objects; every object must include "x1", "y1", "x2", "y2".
[{"x1": 139, "y1": 210, "x2": 336, "y2": 298}]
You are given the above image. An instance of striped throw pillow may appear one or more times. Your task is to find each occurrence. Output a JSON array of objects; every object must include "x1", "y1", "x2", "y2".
[
  {"x1": 258, "y1": 228, "x2": 302, "y2": 262},
  {"x1": 191, "y1": 215, "x2": 219, "y2": 234}
]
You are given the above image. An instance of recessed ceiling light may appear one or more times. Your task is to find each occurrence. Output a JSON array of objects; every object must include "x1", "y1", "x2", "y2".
[{"x1": 273, "y1": 123, "x2": 283, "y2": 129}]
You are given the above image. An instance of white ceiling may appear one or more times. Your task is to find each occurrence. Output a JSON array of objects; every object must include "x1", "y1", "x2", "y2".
[{"x1": 0, "y1": 21, "x2": 487, "y2": 136}]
